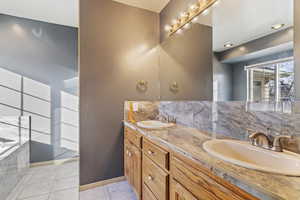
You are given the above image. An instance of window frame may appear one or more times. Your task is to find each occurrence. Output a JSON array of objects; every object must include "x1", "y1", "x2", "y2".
[{"x1": 245, "y1": 56, "x2": 294, "y2": 102}]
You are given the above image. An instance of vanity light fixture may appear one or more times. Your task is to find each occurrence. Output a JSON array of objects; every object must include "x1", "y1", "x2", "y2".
[
  {"x1": 224, "y1": 43, "x2": 234, "y2": 48},
  {"x1": 166, "y1": 0, "x2": 219, "y2": 37},
  {"x1": 271, "y1": 23, "x2": 285, "y2": 30}
]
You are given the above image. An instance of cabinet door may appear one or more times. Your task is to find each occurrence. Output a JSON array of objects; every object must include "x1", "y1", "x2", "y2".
[
  {"x1": 143, "y1": 155, "x2": 168, "y2": 200},
  {"x1": 143, "y1": 184, "x2": 158, "y2": 200},
  {"x1": 131, "y1": 144, "x2": 142, "y2": 199},
  {"x1": 124, "y1": 140, "x2": 131, "y2": 184},
  {"x1": 170, "y1": 179, "x2": 198, "y2": 200}
]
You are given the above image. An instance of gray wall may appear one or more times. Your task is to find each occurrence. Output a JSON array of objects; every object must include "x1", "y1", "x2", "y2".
[
  {"x1": 159, "y1": 24, "x2": 213, "y2": 101},
  {"x1": 80, "y1": 0, "x2": 160, "y2": 185},
  {"x1": 0, "y1": 14, "x2": 78, "y2": 163},
  {"x1": 213, "y1": 54, "x2": 232, "y2": 101},
  {"x1": 80, "y1": 0, "x2": 214, "y2": 185},
  {"x1": 295, "y1": 0, "x2": 300, "y2": 99}
]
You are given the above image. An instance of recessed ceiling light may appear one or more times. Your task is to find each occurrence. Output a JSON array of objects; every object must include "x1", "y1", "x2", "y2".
[
  {"x1": 224, "y1": 43, "x2": 234, "y2": 48},
  {"x1": 271, "y1": 24, "x2": 285, "y2": 30}
]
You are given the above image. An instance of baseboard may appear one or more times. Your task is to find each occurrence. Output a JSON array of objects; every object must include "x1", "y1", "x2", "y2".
[
  {"x1": 30, "y1": 157, "x2": 79, "y2": 168},
  {"x1": 79, "y1": 176, "x2": 126, "y2": 191}
]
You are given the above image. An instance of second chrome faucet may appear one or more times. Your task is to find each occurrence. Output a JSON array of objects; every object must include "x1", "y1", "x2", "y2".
[{"x1": 249, "y1": 131, "x2": 291, "y2": 152}]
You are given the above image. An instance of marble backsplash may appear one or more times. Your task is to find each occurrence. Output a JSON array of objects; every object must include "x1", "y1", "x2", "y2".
[{"x1": 124, "y1": 101, "x2": 300, "y2": 153}]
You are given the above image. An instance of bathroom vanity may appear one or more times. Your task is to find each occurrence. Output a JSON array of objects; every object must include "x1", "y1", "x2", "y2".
[
  {"x1": 124, "y1": 126, "x2": 258, "y2": 200},
  {"x1": 123, "y1": 121, "x2": 300, "y2": 200}
]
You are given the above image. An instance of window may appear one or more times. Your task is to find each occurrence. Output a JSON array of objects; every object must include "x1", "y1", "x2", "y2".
[{"x1": 246, "y1": 57, "x2": 294, "y2": 102}]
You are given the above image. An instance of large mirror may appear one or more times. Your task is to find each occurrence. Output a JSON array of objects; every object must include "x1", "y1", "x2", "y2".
[
  {"x1": 212, "y1": 0, "x2": 294, "y2": 102},
  {"x1": 160, "y1": 0, "x2": 294, "y2": 102}
]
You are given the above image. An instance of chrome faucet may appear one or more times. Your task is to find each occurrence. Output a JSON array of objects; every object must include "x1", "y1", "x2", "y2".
[
  {"x1": 249, "y1": 132, "x2": 273, "y2": 149},
  {"x1": 249, "y1": 132, "x2": 291, "y2": 152},
  {"x1": 272, "y1": 135, "x2": 291, "y2": 152},
  {"x1": 158, "y1": 114, "x2": 176, "y2": 124}
]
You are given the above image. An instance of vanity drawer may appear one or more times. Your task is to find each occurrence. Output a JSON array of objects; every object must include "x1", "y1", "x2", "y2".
[
  {"x1": 125, "y1": 127, "x2": 142, "y2": 148},
  {"x1": 143, "y1": 139, "x2": 169, "y2": 170},
  {"x1": 143, "y1": 155, "x2": 168, "y2": 200},
  {"x1": 143, "y1": 183, "x2": 158, "y2": 200},
  {"x1": 171, "y1": 156, "x2": 258, "y2": 200}
]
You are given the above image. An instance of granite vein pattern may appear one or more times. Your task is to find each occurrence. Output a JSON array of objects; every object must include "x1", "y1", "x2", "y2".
[
  {"x1": 124, "y1": 121, "x2": 300, "y2": 200},
  {"x1": 125, "y1": 101, "x2": 300, "y2": 153}
]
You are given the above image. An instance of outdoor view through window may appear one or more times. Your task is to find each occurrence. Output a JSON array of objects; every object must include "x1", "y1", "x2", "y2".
[{"x1": 247, "y1": 58, "x2": 294, "y2": 102}]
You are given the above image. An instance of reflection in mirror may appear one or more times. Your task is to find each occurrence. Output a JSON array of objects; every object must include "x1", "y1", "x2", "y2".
[
  {"x1": 246, "y1": 57, "x2": 294, "y2": 102},
  {"x1": 212, "y1": 0, "x2": 294, "y2": 102}
]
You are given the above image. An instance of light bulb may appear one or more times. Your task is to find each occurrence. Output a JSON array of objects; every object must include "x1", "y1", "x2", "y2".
[
  {"x1": 212, "y1": 0, "x2": 220, "y2": 7},
  {"x1": 164, "y1": 25, "x2": 171, "y2": 32},
  {"x1": 190, "y1": 4, "x2": 198, "y2": 10},
  {"x1": 184, "y1": 23, "x2": 191, "y2": 30},
  {"x1": 180, "y1": 12, "x2": 188, "y2": 18},
  {"x1": 202, "y1": 9, "x2": 210, "y2": 16},
  {"x1": 192, "y1": 17, "x2": 199, "y2": 23},
  {"x1": 172, "y1": 19, "x2": 178, "y2": 25},
  {"x1": 176, "y1": 29, "x2": 183, "y2": 34}
]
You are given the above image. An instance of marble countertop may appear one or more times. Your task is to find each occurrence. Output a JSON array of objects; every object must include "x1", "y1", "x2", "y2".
[{"x1": 124, "y1": 121, "x2": 300, "y2": 200}]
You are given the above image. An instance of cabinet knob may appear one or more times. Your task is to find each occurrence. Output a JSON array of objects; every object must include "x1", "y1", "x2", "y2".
[
  {"x1": 128, "y1": 152, "x2": 132, "y2": 157},
  {"x1": 147, "y1": 175, "x2": 153, "y2": 181}
]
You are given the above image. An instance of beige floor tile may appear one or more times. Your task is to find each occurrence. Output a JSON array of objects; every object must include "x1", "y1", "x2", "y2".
[
  {"x1": 49, "y1": 188, "x2": 79, "y2": 200},
  {"x1": 79, "y1": 186, "x2": 109, "y2": 200},
  {"x1": 18, "y1": 194, "x2": 49, "y2": 200},
  {"x1": 52, "y1": 176, "x2": 79, "y2": 191},
  {"x1": 18, "y1": 181, "x2": 53, "y2": 199}
]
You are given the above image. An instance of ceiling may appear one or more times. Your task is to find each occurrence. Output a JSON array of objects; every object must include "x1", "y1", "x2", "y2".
[
  {"x1": 0, "y1": 0, "x2": 293, "y2": 49},
  {"x1": 0, "y1": 0, "x2": 79, "y2": 27},
  {"x1": 112, "y1": 0, "x2": 170, "y2": 13},
  {"x1": 212, "y1": 0, "x2": 293, "y2": 52}
]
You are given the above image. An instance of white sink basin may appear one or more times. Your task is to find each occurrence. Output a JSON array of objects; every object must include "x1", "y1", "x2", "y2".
[
  {"x1": 203, "y1": 139, "x2": 300, "y2": 176},
  {"x1": 136, "y1": 120, "x2": 174, "y2": 129}
]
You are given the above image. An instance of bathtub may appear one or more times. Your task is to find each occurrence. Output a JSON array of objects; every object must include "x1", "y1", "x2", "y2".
[{"x1": 0, "y1": 139, "x2": 19, "y2": 156}]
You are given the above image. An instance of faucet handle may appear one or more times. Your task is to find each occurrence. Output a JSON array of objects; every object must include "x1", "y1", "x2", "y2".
[{"x1": 272, "y1": 135, "x2": 291, "y2": 152}]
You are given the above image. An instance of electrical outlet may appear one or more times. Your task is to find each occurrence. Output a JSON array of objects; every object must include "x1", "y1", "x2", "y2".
[{"x1": 133, "y1": 103, "x2": 139, "y2": 112}]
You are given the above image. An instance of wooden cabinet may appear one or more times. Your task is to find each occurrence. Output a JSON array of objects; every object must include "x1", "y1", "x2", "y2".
[
  {"x1": 125, "y1": 127, "x2": 142, "y2": 148},
  {"x1": 124, "y1": 140, "x2": 131, "y2": 182},
  {"x1": 143, "y1": 184, "x2": 158, "y2": 200},
  {"x1": 124, "y1": 127, "x2": 258, "y2": 200},
  {"x1": 170, "y1": 156, "x2": 258, "y2": 200},
  {"x1": 170, "y1": 179, "x2": 198, "y2": 200},
  {"x1": 143, "y1": 155, "x2": 169, "y2": 200},
  {"x1": 124, "y1": 128, "x2": 142, "y2": 199},
  {"x1": 143, "y1": 139, "x2": 169, "y2": 170}
]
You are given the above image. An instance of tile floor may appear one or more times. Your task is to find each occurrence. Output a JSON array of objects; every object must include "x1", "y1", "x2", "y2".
[
  {"x1": 6, "y1": 160, "x2": 137, "y2": 200},
  {"x1": 6, "y1": 160, "x2": 79, "y2": 200},
  {"x1": 80, "y1": 181, "x2": 137, "y2": 200}
]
